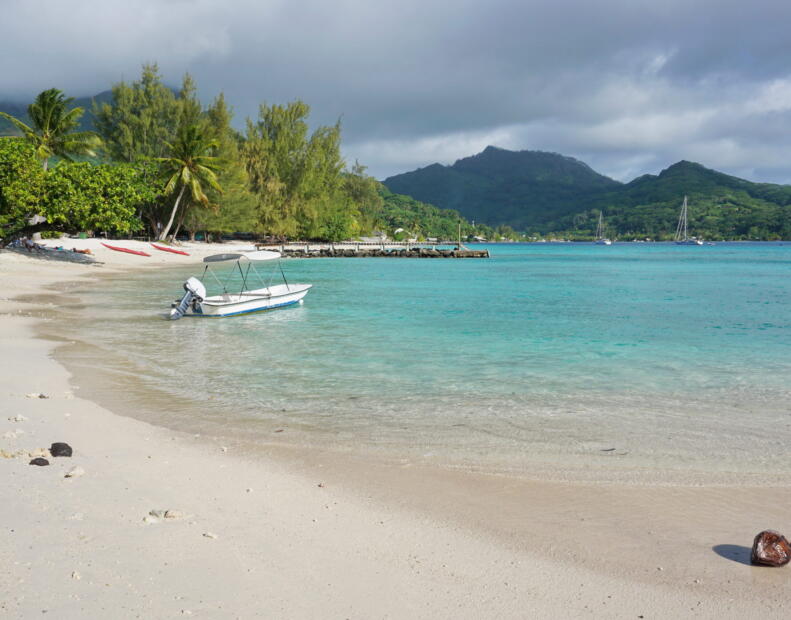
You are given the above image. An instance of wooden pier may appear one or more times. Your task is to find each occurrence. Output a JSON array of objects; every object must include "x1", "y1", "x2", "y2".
[{"x1": 256, "y1": 242, "x2": 489, "y2": 258}]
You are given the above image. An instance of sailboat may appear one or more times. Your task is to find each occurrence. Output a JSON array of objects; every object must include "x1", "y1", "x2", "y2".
[
  {"x1": 595, "y1": 211, "x2": 612, "y2": 245},
  {"x1": 674, "y1": 196, "x2": 703, "y2": 245}
]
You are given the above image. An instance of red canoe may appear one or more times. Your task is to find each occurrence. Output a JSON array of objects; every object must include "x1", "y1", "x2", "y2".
[
  {"x1": 101, "y1": 242, "x2": 151, "y2": 257},
  {"x1": 151, "y1": 243, "x2": 190, "y2": 256}
]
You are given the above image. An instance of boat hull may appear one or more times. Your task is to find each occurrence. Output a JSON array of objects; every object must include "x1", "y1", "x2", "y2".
[
  {"x1": 151, "y1": 243, "x2": 190, "y2": 256},
  {"x1": 180, "y1": 283, "x2": 312, "y2": 318},
  {"x1": 101, "y1": 242, "x2": 151, "y2": 257}
]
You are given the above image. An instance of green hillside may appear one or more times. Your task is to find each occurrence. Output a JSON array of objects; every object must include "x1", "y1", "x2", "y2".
[
  {"x1": 384, "y1": 146, "x2": 621, "y2": 230},
  {"x1": 384, "y1": 147, "x2": 791, "y2": 240},
  {"x1": 566, "y1": 161, "x2": 791, "y2": 240},
  {"x1": 374, "y1": 187, "x2": 479, "y2": 240}
]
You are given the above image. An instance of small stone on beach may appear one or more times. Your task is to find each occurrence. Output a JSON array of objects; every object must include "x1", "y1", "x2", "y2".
[
  {"x1": 143, "y1": 515, "x2": 159, "y2": 525},
  {"x1": 29, "y1": 457, "x2": 49, "y2": 466},
  {"x1": 8, "y1": 415, "x2": 27, "y2": 422},
  {"x1": 203, "y1": 532, "x2": 218, "y2": 539},
  {"x1": 71, "y1": 571, "x2": 81, "y2": 580},
  {"x1": 751, "y1": 530, "x2": 791, "y2": 566},
  {"x1": 50, "y1": 442, "x2": 73, "y2": 457},
  {"x1": 25, "y1": 393, "x2": 49, "y2": 399}
]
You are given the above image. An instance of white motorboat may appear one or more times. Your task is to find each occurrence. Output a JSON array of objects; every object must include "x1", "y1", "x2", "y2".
[
  {"x1": 169, "y1": 250, "x2": 312, "y2": 319},
  {"x1": 595, "y1": 211, "x2": 612, "y2": 245},
  {"x1": 674, "y1": 196, "x2": 704, "y2": 245}
]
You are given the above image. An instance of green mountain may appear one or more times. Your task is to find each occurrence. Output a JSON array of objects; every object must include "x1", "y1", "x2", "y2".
[
  {"x1": 375, "y1": 187, "x2": 475, "y2": 240},
  {"x1": 383, "y1": 147, "x2": 791, "y2": 239},
  {"x1": 383, "y1": 146, "x2": 621, "y2": 230},
  {"x1": 0, "y1": 90, "x2": 114, "y2": 136},
  {"x1": 576, "y1": 160, "x2": 791, "y2": 240}
]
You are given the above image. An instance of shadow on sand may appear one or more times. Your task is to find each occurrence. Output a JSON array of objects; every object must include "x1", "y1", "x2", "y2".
[
  {"x1": 2, "y1": 247, "x2": 98, "y2": 265},
  {"x1": 712, "y1": 544, "x2": 753, "y2": 566}
]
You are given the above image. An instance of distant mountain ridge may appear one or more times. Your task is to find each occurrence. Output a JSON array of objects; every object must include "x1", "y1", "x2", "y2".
[
  {"x1": 384, "y1": 146, "x2": 621, "y2": 230},
  {"x1": 383, "y1": 147, "x2": 791, "y2": 238}
]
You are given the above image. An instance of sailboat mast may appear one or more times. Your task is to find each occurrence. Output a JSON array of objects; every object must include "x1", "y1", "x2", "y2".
[
  {"x1": 682, "y1": 196, "x2": 688, "y2": 241},
  {"x1": 675, "y1": 196, "x2": 686, "y2": 242}
]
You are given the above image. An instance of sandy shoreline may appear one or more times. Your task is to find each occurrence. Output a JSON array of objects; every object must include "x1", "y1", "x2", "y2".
[{"x1": 2, "y1": 241, "x2": 790, "y2": 618}]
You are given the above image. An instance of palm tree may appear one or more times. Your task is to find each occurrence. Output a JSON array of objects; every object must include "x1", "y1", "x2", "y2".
[
  {"x1": 0, "y1": 88, "x2": 101, "y2": 170},
  {"x1": 157, "y1": 124, "x2": 222, "y2": 241}
]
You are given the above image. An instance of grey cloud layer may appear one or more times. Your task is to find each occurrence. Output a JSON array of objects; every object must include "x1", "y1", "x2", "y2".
[{"x1": 2, "y1": 0, "x2": 791, "y2": 182}]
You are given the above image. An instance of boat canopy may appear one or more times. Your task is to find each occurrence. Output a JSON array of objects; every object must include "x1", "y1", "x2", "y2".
[{"x1": 203, "y1": 250, "x2": 281, "y2": 263}]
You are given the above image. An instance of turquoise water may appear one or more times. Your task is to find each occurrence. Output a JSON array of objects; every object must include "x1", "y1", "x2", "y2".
[{"x1": 64, "y1": 243, "x2": 791, "y2": 479}]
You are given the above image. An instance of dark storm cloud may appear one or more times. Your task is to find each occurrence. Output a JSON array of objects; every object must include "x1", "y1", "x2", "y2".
[{"x1": 3, "y1": 0, "x2": 791, "y2": 182}]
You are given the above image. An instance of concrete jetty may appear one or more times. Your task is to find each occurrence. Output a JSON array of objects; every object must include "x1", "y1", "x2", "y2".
[{"x1": 256, "y1": 242, "x2": 490, "y2": 258}]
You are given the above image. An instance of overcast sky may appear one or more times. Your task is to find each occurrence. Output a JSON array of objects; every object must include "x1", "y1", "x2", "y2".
[{"x1": 3, "y1": 0, "x2": 791, "y2": 183}]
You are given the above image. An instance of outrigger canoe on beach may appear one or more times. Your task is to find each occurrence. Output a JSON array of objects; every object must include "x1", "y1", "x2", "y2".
[
  {"x1": 151, "y1": 243, "x2": 190, "y2": 256},
  {"x1": 169, "y1": 250, "x2": 312, "y2": 319},
  {"x1": 101, "y1": 242, "x2": 151, "y2": 257}
]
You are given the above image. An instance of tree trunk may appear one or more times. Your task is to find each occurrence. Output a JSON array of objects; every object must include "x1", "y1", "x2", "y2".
[
  {"x1": 158, "y1": 184, "x2": 186, "y2": 241},
  {"x1": 171, "y1": 205, "x2": 188, "y2": 243}
]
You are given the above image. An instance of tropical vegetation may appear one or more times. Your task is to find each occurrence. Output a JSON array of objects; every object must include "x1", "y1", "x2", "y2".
[
  {"x1": 0, "y1": 63, "x2": 483, "y2": 245},
  {"x1": 4, "y1": 68, "x2": 790, "y2": 244},
  {"x1": 0, "y1": 88, "x2": 101, "y2": 170}
]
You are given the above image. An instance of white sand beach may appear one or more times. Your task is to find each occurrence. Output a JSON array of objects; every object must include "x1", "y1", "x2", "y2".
[{"x1": 2, "y1": 242, "x2": 790, "y2": 618}]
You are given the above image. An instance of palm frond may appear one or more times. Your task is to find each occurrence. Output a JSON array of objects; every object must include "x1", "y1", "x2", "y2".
[
  {"x1": 0, "y1": 111, "x2": 35, "y2": 137},
  {"x1": 164, "y1": 173, "x2": 179, "y2": 195}
]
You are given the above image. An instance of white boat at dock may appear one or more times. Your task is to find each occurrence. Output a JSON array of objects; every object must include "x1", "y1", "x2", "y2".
[{"x1": 169, "y1": 250, "x2": 312, "y2": 319}]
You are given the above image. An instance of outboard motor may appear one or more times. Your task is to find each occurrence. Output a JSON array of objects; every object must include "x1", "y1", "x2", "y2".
[{"x1": 169, "y1": 277, "x2": 207, "y2": 320}]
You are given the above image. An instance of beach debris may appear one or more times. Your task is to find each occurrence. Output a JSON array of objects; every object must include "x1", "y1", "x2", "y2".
[
  {"x1": 71, "y1": 571, "x2": 81, "y2": 580},
  {"x1": 26, "y1": 393, "x2": 49, "y2": 399},
  {"x1": 147, "y1": 509, "x2": 187, "y2": 521},
  {"x1": 50, "y1": 442, "x2": 73, "y2": 457},
  {"x1": 29, "y1": 457, "x2": 50, "y2": 466},
  {"x1": 164, "y1": 510, "x2": 186, "y2": 520},
  {"x1": 28, "y1": 448, "x2": 49, "y2": 459},
  {"x1": 64, "y1": 466, "x2": 85, "y2": 479},
  {"x1": 317, "y1": 482, "x2": 324, "y2": 488},
  {"x1": 8, "y1": 415, "x2": 27, "y2": 422},
  {"x1": 600, "y1": 448, "x2": 616, "y2": 452},
  {"x1": 751, "y1": 530, "x2": 791, "y2": 566},
  {"x1": 202, "y1": 532, "x2": 218, "y2": 539}
]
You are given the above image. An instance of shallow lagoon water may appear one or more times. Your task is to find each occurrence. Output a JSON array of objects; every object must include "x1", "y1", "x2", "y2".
[{"x1": 60, "y1": 243, "x2": 791, "y2": 481}]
